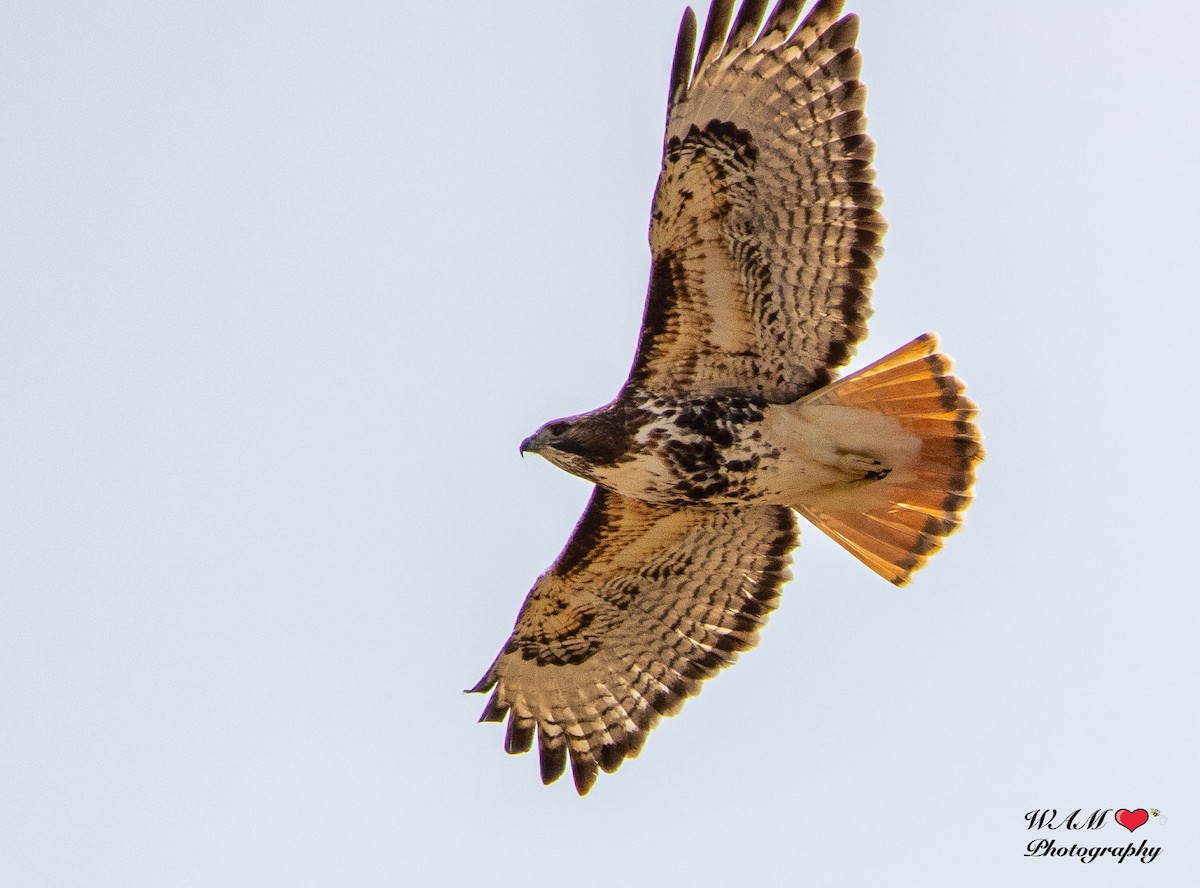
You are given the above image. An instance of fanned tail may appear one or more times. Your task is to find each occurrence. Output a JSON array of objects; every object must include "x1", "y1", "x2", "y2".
[{"x1": 795, "y1": 334, "x2": 982, "y2": 586}]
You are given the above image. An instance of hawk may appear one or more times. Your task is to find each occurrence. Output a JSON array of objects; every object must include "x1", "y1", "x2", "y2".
[{"x1": 470, "y1": 0, "x2": 981, "y2": 795}]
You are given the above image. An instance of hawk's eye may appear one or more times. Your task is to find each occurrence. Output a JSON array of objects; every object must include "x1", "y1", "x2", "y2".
[{"x1": 547, "y1": 422, "x2": 569, "y2": 437}]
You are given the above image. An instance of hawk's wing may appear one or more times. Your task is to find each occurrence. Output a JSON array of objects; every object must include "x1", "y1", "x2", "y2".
[
  {"x1": 625, "y1": 0, "x2": 886, "y2": 402},
  {"x1": 470, "y1": 487, "x2": 796, "y2": 794}
]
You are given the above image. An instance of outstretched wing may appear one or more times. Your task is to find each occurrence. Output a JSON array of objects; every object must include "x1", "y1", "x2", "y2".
[
  {"x1": 469, "y1": 487, "x2": 796, "y2": 794},
  {"x1": 626, "y1": 0, "x2": 886, "y2": 403}
]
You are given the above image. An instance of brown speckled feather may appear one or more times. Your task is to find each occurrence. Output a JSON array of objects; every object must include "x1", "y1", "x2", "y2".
[
  {"x1": 470, "y1": 487, "x2": 796, "y2": 794},
  {"x1": 628, "y1": 0, "x2": 885, "y2": 402}
]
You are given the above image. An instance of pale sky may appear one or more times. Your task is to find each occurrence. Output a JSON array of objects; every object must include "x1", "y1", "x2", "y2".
[{"x1": 3, "y1": 1, "x2": 1198, "y2": 885}]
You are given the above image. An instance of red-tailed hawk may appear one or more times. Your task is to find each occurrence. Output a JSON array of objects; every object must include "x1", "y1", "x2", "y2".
[{"x1": 470, "y1": 0, "x2": 981, "y2": 794}]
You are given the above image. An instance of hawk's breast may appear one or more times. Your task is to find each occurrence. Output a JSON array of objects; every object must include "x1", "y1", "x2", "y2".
[{"x1": 592, "y1": 393, "x2": 780, "y2": 505}]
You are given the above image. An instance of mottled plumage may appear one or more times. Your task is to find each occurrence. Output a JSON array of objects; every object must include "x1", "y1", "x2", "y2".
[
  {"x1": 471, "y1": 0, "x2": 981, "y2": 794},
  {"x1": 472, "y1": 487, "x2": 795, "y2": 794}
]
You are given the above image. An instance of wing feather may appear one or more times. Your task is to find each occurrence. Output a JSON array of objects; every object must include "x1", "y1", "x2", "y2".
[
  {"x1": 728, "y1": 0, "x2": 770, "y2": 53},
  {"x1": 469, "y1": 486, "x2": 796, "y2": 794},
  {"x1": 626, "y1": 0, "x2": 885, "y2": 402},
  {"x1": 694, "y1": 0, "x2": 735, "y2": 77},
  {"x1": 667, "y1": 8, "x2": 698, "y2": 106},
  {"x1": 760, "y1": 0, "x2": 806, "y2": 42}
]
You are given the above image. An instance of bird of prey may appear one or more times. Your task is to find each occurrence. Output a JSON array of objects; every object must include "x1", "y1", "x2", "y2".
[{"x1": 470, "y1": 0, "x2": 982, "y2": 795}]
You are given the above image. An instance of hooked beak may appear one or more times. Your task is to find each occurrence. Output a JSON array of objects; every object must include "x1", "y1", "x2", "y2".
[{"x1": 519, "y1": 432, "x2": 542, "y2": 458}]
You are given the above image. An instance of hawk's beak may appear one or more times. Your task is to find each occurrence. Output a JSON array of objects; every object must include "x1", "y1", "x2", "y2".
[{"x1": 519, "y1": 433, "x2": 541, "y2": 457}]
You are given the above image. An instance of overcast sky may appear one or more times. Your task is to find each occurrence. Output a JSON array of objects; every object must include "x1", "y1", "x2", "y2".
[{"x1": 4, "y1": 1, "x2": 1198, "y2": 885}]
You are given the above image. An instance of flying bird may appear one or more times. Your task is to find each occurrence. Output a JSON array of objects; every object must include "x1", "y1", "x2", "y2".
[{"x1": 470, "y1": 0, "x2": 982, "y2": 795}]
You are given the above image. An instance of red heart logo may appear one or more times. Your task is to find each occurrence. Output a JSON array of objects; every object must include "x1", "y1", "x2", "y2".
[{"x1": 1115, "y1": 808, "x2": 1149, "y2": 832}]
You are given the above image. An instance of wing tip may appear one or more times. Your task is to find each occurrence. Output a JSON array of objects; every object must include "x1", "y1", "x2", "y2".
[
  {"x1": 695, "y1": 0, "x2": 735, "y2": 78},
  {"x1": 570, "y1": 754, "x2": 600, "y2": 796},
  {"x1": 669, "y1": 7, "x2": 699, "y2": 106}
]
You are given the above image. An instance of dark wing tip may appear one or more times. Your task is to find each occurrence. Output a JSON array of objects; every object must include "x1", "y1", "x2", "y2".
[
  {"x1": 729, "y1": 0, "x2": 769, "y2": 49},
  {"x1": 476, "y1": 689, "x2": 509, "y2": 723},
  {"x1": 668, "y1": 8, "x2": 698, "y2": 106},
  {"x1": 570, "y1": 754, "x2": 600, "y2": 796},
  {"x1": 801, "y1": 0, "x2": 848, "y2": 31},
  {"x1": 832, "y1": 11, "x2": 860, "y2": 47},
  {"x1": 597, "y1": 742, "x2": 626, "y2": 775},
  {"x1": 504, "y1": 713, "x2": 535, "y2": 755},
  {"x1": 538, "y1": 735, "x2": 568, "y2": 786},
  {"x1": 761, "y1": 0, "x2": 804, "y2": 39},
  {"x1": 695, "y1": 0, "x2": 734, "y2": 79}
]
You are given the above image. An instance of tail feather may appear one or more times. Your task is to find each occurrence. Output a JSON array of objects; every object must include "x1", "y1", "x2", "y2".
[{"x1": 795, "y1": 334, "x2": 982, "y2": 586}]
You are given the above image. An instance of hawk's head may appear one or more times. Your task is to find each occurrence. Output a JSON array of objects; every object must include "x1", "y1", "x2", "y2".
[{"x1": 520, "y1": 407, "x2": 636, "y2": 480}]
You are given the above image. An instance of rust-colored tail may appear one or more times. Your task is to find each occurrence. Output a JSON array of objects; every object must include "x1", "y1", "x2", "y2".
[{"x1": 795, "y1": 334, "x2": 982, "y2": 586}]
